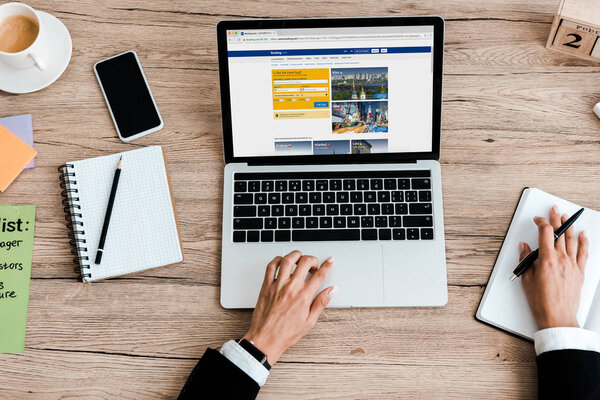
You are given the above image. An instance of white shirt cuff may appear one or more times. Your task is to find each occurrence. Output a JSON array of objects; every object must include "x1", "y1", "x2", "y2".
[
  {"x1": 534, "y1": 327, "x2": 600, "y2": 356},
  {"x1": 220, "y1": 340, "x2": 269, "y2": 386}
]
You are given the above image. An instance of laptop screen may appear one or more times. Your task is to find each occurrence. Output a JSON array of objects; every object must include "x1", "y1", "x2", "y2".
[{"x1": 225, "y1": 25, "x2": 435, "y2": 158}]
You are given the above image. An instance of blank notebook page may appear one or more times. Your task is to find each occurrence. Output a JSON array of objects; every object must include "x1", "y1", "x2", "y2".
[
  {"x1": 71, "y1": 146, "x2": 182, "y2": 281},
  {"x1": 477, "y1": 188, "x2": 600, "y2": 339}
]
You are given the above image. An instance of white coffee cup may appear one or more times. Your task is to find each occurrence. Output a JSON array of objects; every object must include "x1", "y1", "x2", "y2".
[{"x1": 0, "y1": 2, "x2": 46, "y2": 70}]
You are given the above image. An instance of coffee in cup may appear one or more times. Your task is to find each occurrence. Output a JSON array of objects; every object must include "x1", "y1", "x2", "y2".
[
  {"x1": 0, "y1": 3, "x2": 46, "y2": 70},
  {"x1": 0, "y1": 14, "x2": 39, "y2": 53}
]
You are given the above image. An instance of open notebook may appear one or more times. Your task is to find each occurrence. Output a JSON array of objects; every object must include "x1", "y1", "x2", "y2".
[
  {"x1": 477, "y1": 188, "x2": 600, "y2": 340},
  {"x1": 59, "y1": 146, "x2": 183, "y2": 282}
]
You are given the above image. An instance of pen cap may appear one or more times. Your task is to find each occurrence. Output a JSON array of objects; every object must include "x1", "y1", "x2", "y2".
[{"x1": 594, "y1": 102, "x2": 600, "y2": 120}]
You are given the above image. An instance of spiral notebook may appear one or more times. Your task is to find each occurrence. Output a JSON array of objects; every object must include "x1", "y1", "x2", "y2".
[
  {"x1": 476, "y1": 188, "x2": 600, "y2": 340},
  {"x1": 59, "y1": 146, "x2": 183, "y2": 282}
]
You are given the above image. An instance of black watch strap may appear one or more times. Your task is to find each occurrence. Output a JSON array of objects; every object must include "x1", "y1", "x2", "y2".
[{"x1": 236, "y1": 338, "x2": 271, "y2": 370}]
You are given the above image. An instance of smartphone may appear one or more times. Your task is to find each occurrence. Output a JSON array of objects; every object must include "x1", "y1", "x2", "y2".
[{"x1": 94, "y1": 51, "x2": 163, "y2": 142}]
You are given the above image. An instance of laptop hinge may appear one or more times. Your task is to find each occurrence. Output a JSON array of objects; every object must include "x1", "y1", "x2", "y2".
[{"x1": 247, "y1": 159, "x2": 419, "y2": 167}]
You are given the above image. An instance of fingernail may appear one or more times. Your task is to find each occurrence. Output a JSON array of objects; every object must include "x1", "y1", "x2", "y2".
[
  {"x1": 552, "y1": 205, "x2": 559, "y2": 213},
  {"x1": 328, "y1": 286, "x2": 339, "y2": 298},
  {"x1": 518, "y1": 242, "x2": 524, "y2": 252},
  {"x1": 326, "y1": 256, "x2": 335, "y2": 263},
  {"x1": 562, "y1": 213, "x2": 568, "y2": 220}
]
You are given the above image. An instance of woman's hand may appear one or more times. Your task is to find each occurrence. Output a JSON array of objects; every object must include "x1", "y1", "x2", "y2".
[
  {"x1": 520, "y1": 206, "x2": 589, "y2": 330},
  {"x1": 243, "y1": 250, "x2": 338, "y2": 365}
]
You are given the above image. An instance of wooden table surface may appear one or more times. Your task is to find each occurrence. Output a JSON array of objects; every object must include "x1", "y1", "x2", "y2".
[{"x1": 2, "y1": 0, "x2": 600, "y2": 398}]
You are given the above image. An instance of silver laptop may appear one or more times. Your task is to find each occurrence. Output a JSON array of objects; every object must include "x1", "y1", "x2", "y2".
[{"x1": 217, "y1": 16, "x2": 447, "y2": 308}]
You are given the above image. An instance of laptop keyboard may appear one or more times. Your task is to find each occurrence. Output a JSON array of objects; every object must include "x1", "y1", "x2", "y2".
[{"x1": 232, "y1": 171, "x2": 434, "y2": 242}]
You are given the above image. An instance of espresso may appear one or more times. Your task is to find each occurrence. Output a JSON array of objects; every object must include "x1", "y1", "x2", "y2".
[{"x1": 0, "y1": 15, "x2": 39, "y2": 53}]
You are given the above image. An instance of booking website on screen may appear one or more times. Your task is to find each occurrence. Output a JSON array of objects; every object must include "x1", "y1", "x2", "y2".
[{"x1": 226, "y1": 26, "x2": 434, "y2": 158}]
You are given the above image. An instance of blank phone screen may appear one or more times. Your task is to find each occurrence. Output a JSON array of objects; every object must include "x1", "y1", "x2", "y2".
[{"x1": 95, "y1": 52, "x2": 161, "y2": 138}]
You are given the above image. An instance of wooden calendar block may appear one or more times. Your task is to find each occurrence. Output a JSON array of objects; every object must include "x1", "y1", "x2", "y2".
[{"x1": 547, "y1": 0, "x2": 600, "y2": 62}]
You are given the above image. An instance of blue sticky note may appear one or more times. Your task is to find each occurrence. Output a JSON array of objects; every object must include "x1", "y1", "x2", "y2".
[{"x1": 0, "y1": 115, "x2": 34, "y2": 170}]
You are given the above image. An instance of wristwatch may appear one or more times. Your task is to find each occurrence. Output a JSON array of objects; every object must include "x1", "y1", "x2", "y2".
[{"x1": 236, "y1": 338, "x2": 271, "y2": 370}]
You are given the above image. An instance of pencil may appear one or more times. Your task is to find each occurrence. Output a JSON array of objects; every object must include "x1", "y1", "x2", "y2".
[{"x1": 94, "y1": 156, "x2": 123, "y2": 265}]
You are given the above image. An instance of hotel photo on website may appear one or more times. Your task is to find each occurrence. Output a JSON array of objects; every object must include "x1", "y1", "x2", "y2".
[{"x1": 226, "y1": 26, "x2": 435, "y2": 157}]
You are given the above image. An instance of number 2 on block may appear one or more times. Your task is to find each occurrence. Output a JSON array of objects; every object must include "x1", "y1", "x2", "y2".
[{"x1": 563, "y1": 33, "x2": 582, "y2": 48}]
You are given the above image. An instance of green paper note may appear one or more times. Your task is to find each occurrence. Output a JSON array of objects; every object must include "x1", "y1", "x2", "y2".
[{"x1": 0, "y1": 204, "x2": 35, "y2": 353}]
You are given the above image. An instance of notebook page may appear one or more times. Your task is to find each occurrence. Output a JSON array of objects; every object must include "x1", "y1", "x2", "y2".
[
  {"x1": 584, "y1": 286, "x2": 600, "y2": 335},
  {"x1": 479, "y1": 188, "x2": 600, "y2": 339},
  {"x1": 70, "y1": 146, "x2": 182, "y2": 281}
]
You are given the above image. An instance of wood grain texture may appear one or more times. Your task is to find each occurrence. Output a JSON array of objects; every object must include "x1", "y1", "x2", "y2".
[{"x1": 2, "y1": 0, "x2": 600, "y2": 398}]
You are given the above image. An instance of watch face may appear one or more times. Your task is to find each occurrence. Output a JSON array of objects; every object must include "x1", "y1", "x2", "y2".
[{"x1": 238, "y1": 339, "x2": 271, "y2": 370}]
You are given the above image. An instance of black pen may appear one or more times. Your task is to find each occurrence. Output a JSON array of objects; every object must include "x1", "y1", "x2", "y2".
[
  {"x1": 510, "y1": 207, "x2": 585, "y2": 281},
  {"x1": 94, "y1": 156, "x2": 123, "y2": 265}
]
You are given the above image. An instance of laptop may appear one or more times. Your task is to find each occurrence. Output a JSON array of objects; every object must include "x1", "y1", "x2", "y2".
[{"x1": 217, "y1": 16, "x2": 447, "y2": 308}]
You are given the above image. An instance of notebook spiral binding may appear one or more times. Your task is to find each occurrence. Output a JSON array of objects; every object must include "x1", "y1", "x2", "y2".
[{"x1": 58, "y1": 164, "x2": 91, "y2": 281}]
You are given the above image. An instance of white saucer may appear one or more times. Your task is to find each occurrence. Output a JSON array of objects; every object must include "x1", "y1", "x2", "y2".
[{"x1": 0, "y1": 11, "x2": 72, "y2": 94}]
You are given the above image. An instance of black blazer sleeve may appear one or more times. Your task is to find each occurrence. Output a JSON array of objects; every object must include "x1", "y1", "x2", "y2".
[
  {"x1": 537, "y1": 349, "x2": 600, "y2": 400},
  {"x1": 178, "y1": 348, "x2": 260, "y2": 400}
]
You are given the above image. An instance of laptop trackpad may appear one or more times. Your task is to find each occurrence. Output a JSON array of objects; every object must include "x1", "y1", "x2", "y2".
[{"x1": 284, "y1": 244, "x2": 384, "y2": 307}]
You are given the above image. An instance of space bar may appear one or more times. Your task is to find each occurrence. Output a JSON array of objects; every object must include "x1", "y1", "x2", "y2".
[{"x1": 292, "y1": 229, "x2": 360, "y2": 241}]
